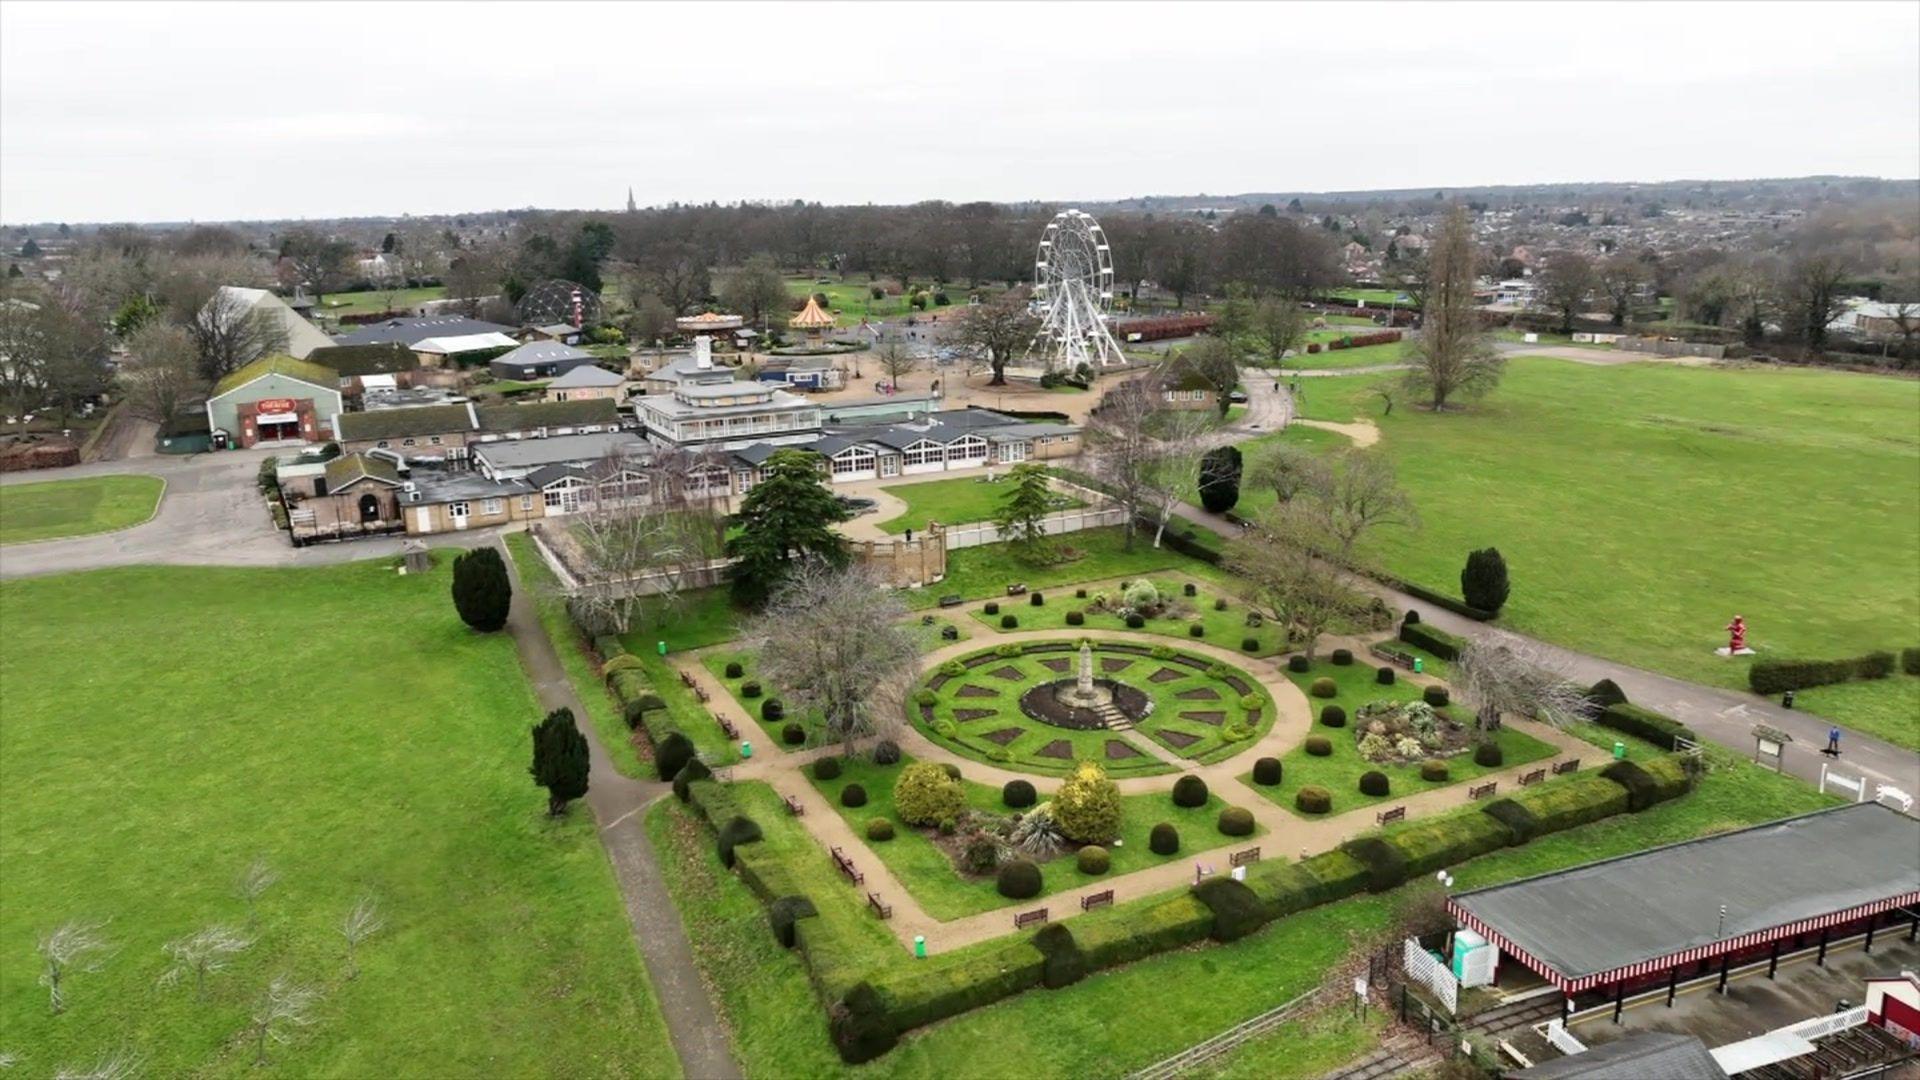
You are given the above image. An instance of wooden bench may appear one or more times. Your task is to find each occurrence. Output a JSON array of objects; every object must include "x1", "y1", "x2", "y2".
[
  {"x1": 716, "y1": 715, "x2": 740, "y2": 739},
  {"x1": 1376, "y1": 805, "x2": 1407, "y2": 826},
  {"x1": 1013, "y1": 907, "x2": 1048, "y2": 930},
  {"x1": 1552, "y1": 758, "x2": 1580, "y2": 775},
  {"x1": 1469, "y1": 781, "x2": 1497, "y2": 801},
  {"x1": 867, "y1": 892, "x2": 892, "y2": 920},
  {"x1": 680, "y1": 670, "x2": 696, "y2": 688},
  {"x1": 693, "y1": 685, "x2": 710, "y2": 704},
  {"x1": 938, "y1": 594, "x2": 963, "y2": 608},
  {"x1": 830, "y1": 847, "x2": 864, "y2": 885},
  {"x1": 1229, "y1": 846, "x2": 1262, "y2": 868},
  {"x1": 1518, "y1": 768, "x2": 1547, "y2": 787},
  {"x1": 1369, "y1": 644, "x2": 1418, "y2": 670},
  {"x1": 784, "y1": 795, "x2": 804, "y2": 816},
  {"x1": 1080, "y1": 889, "x2": 1114, "y2": 912}
]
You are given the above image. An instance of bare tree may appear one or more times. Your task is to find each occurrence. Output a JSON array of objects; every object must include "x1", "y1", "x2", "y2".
[
  {"x1": 248, "y1": 975, "x2": 321, "y2": 1066},
  {"x1": 716, "y1": 255, "x2": 789, "y2": 330},
  {"x1": 952, "y1": 291, "x2": 1039, "y2": 385},
  {"x1": 1401, "y1": 206, "x2": 1502, "y2": 410},
  {"x1": 873, "y1": 329, "x2": 918, "y2": 388},
  {"x1": 37, "y1": 919, "x2": 111, "y2": 1014},
  {"x1": 52, "y1": 1049, "x2": 143, "y2": 1080},
  {"x1": 1778, "y1": 250, "x2": 1852, "y2": 352},
  {"x1": 1454, "y1": 634, "x2": 1593, "y2": 734},
  {"x1": 158, "y1": 924, "x2": 253, "y2": 999},
  {"x1": 233, "y1": 856, "x2": 278, "y2": 929},
  {"x1": 1246, "y1": 442, "x2": 1331, "y2": 507},
  {"x1": 1596, "y1": 253, "x2": 1650, "y2": 327},
  {"x1": 339, "y1": 895, "x2": 384, "y2": 980},
  {"x1": 563, "y1": 449, "x2": 726, "y2": 635},
  {"x1": 118, "y1": 322, "x2": 202, "y2": 424},
  {"x1": 1535, "y1": 250, "x2": 1596, "y2": 334},
  {"x1": 1085, "y1": 376, "x2": 1211, "y2": 549},
  {"x1": 1317, "y1": 451, "x2": 1417, "y2": 562},
  {"x1": 1248, "y1": 296, "x2": 1309, "y2": 370},
  {"x1": 1226, "y1": 503, "x2": 1368, "y2": 660},
  {"x1": 278, "y1": 228, "x2": 353, "y2": 304},
  {"x1": 187, "y1": 289, "x2": 290, "y2": 381},
  {"x1": 743, "y1": 560, "x2": 920, "y2": 757}
]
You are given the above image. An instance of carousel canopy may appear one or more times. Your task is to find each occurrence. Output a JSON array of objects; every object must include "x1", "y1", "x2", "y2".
[
  {"x1": 676, "y1": 310, "x2": 745, "y2": 332},
  {"x1": 789, "y1": 295, "x2": 835, "y2": 330}
]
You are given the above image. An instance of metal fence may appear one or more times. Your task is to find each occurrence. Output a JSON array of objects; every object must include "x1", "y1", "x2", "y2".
[
  {"x1": 1123, "y1": 988, "x2": 1320, "y2": 1080},
  {"x1": 943, "y1": 506, "x2": 1129, "y2": 551}
]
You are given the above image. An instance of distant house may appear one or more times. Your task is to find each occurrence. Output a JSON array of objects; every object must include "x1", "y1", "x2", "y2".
[
  {"x1": 489, "y1": 340, "x2": 598, "y2": 380},
  {"x1": 333, "y1": 315, "x2": 517, "y2": 349},
  {"x1": 205, "y1": 354, "x2": 343, "y2": 448},
  {"x1": 410, "y1": 332, "x2": 519, "y2": 367},
  {"x1": 544, "y1": 364, "x2": 625, "y2": 402},
  {"x1": 204, "y1": 286, "x2": 334, "y2": 359},
  {"x1": 276, "y1": 451, "x2": 407, "y2": 537},
  {"x1": 518, "y1": 322, "x2": 585, "y2": 346},
  {"x1": 331, "y1": 396, "x2": 622, "y2": 457},
  {"x1": 1155, "y1": 365, "x2": 1219, "y2": 412}
]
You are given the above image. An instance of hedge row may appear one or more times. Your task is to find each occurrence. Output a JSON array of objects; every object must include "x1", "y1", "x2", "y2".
[
  {"x1": 597, "y1": 637, "x2": 701, "y2": 779},
  {"x1": 1400, "y1": 620, "x2": 1466, "y2": 661},
  {"x1": 1391, "y1": 581, "x2": 1497, "y2": 623},
  {"x1": 1749, "y1": 651, "x2": 1900, "y2": 695},
  {"x1": 1595, "y1": 702, "x2": 1697, "y2": 752}
]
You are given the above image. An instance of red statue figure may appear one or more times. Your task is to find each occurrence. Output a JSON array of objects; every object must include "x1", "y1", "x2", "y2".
[{"x1": 1724, "y1": 616, "x2": 1749, "y2": 655}]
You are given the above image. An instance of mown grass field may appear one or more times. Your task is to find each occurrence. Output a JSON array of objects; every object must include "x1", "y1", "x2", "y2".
[
  {"x1": 0, "y1": 474, "x2": 164, "y2": 543},
  {"x1": 784, "y1": 277, "x2": 1004, "y2": 327},
  {"x1": 0, "y1": 560, "x2": 675, "y2": 1077},
  {"x1": 875, "y1": 475, "x2": 1085, "y2": 535},
  {"x1": 315, "y1": 285, "x2": 447, "y2": 317}
]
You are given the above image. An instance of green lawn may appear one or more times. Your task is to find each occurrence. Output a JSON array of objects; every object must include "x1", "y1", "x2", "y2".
[
  {"x1": 1244, "y1": 658, "x2": 1555, "y2": 818},
  {"x1": 617, "y1": 586, "x2": 742, "y2": 655},
  {"x1": 1327, "y1": 288, "x2": 1412, "y2": 307},
  {"x1": 0, "y1": 474, "x2": 164, "y2": 543},
  {"x1": 876, "y1": 475, "x2": 1085, "y2": 535},
  {"x1": 317, "y1": 285, "x2": 447, "y2": 317},
  {"x1": 804, "y1": 754, "x2": 1261, "y2": 920},
  {"x1": 784, "y1": 277, "x2": 1003, "y2": 327},
  {"x1": 964, "y1": 574, "x2": 1290, "y2": 657},
  {"x1": 0, "y1": 560, "x2": 675, "y2": 1077},
  {"x1": 906, "y1": 526, "x2": 1200, "y2": 609},
  {"x1": 1290, "y1": 341, "x2": 1410, "y2": 370},
  {"x1": 1790, "y1": 675, "x2": 1920, "y2": 751}
]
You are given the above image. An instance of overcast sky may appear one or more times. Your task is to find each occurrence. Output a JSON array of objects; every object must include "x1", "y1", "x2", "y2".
[{"x1": 3, "y1": 0, "x2": 1916, "y2": 224}]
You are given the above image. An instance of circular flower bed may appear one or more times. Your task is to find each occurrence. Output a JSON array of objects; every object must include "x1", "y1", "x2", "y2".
[
  {"x1": 1017, "y1": 678, "x2": 1151, "y2": 730},
  {"x1": 1352, "y1": 699, "x2": 1471, "y2": 765}
]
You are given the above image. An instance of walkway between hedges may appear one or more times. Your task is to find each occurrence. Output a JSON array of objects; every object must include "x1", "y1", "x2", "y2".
[{"x1": 498, "y1": 541, "x2": 742, "y2": 1080}]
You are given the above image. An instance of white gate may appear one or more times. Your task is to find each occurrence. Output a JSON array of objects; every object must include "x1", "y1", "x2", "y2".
[
  {"x1": 1402, "y1": 937, "x2": 1459, "y2": 1015},
  {"x1": 1820, "y1": 763, "x2": 1867, "y2": 803}
]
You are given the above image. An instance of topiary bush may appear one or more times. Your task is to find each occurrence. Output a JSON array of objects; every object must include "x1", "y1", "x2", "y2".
[
  {"x1": 1320, "y1": 705, "x2": 1347, "y2": 728},
  {"x1": 1587, "y1": 677, "x2": 1628, "y2": 710},
  {"x1": 872, "y1": 739, "x2": 901, "y2": 765},
  {"x1": 1288, "y1": 654, "x2": 1311, "y2": 673},
  {"x1": 1310, "y1": 677, "x2": 1337, "y2": 699},
  {"x1": 1905, "y1": 647, "x2": 1920, "y2": 676},
  {"x1": 672, "y1": 757, "x2": 711, "y2": 802},
  {"x1": 655, "y1": 731, "x2": 695, "y2": 782},
  {"x1": 866, "y1": 817, "x2": 895, "y2": 842},
  {"x1": 740, "y1": 680, "x2": 762, "y2": 699},
  {"x1": 1242, "y1": 637, "x2": 1260, "y2": 652},
  {"x1": 1149, "y1": 822, "x2": 1180, "y2": 855},
  {"x1": 1076, "y1": 845, "x2": 1111, "y2": 875},
  {"x1": 1295, "y1": 786, "x2": 1332, "y2": 814},
  {"x1": 1331, "y1": 648, "x2": 1353, "y2": 666},
  {"x1": 1192, "y1": 876, "x2": 1267, "y2": 941},
  {"x1": 1402, "y1": 609, "x2": 1421, "y2": 626},
  {"x1": 984, "y1": 602, "x2": 999, "y2": 616},
  {"x1": 1376, "y1": 666, "x2": 1397, "y2": 686},
  {"x1": 1423, "y1": 685, "x2": 1450, "y2": 707},
  {"x1": 1030, "y1": 591, "x2": 1045, "y2": 606},
  {"x1": 1172, "y1": 774, "x2": 1209, "y2": 808},
  {"x1": 723, "y1": 660, "x2": 744, "y2": 679},
  {"x1": 912, "y1": 687, "x2": 937, "y2": 707},
  {"x1": 1183, "y1": 582, "x2": 1198, "y2": 597},
  {"x1": 1358, "y1": 771, "x2": 1390, "y2": 797},
  {"x1": 1473, "y1": 742, "x2": 1504, "y2": 768},
  {"x1": 997, "y1": 858, "x2": 1042, "y2": 899},
  {"x1": 1252, "y1": 757, "x2": 1282, "y2": 785},
  {"x1": 840, "y1": 783, "x2": 868, "y2": 807},
  {"x1": 1066, "y1": 610, "x2": 1085, "y2": 626},
  {"x1": 1075, "y1": 587, "x2": 1087, "y2": 599},
  {"x1": 1190, "y1": 623, "x2": 1205, "y2": 638},
  {"x1": 717, "y1": 815, "x2": 763, "y2": 868},
  {"x1": 940, "y1": 762, "x2": 962, "y2": 780},
  {"x1": 1304, "y1": 735, "x2": 1333, "y2": 756},
  {"x1": 768, "y1": 895, "x2": 817, "y2": 948},
  {"x1": 1126, "y1": 613, "x2": 1146, "y2": 629},
  {"x1": 763, "y1": 698, "x2": 786, "y2": 721},
  {"x1": 781, "y1": 721, "x2": 805, "y2": 745},
  {"x1": 830, "y1": 982, "x2": 895, "y2": 1064},
  {"x1": 1217, "y1": 806, "x2": 1255, "y2": 836},
  {"x1": 1031, "y1": 922, "x2": 1086, "y2": 989},
  {"x1": 1001, "y1": 614, "x2": 1019, "y2": 629},
  {"x1": 1003, "y1": 779, "x2": 1037, "y2": 808},
  {"x1": 894, "y1": 761, "x2": 966, "y2": 826},
  {"x1": 1461, "y1": 547, "x2": 1511, "y2": 614},
  {"x1": 813, "y1": 756, "x2": 842, "y2": 781},
  {"x1": 1214, "y1": 596, "x2": 1229, "y2": 611},
  {"x1": 1054, "y1": 761, "x2": 1122, "y2": 842},
  {"x1": 1420, "y1": 759, "x2": 1450, "y2": 782}
]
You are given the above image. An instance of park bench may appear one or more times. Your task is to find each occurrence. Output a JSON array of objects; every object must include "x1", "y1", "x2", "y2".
[
  {"x1": 691, "y1": 684, "x2": 710, "y2": 703},
  {"x1": 1468, "y1": 781, "x2": 1497, "y2": 801},
  {"x1": 830, "y1": 847, "x2": 864, "y2": 885},
  {"x1": 679, "y1": 670, "x2": 696, "y2": 688},
  {"x1": 1006, "y1": 583, "x2": 1028, "y2": 596},
  {"x1": 1518, "y1": 768, "x2": 1546, "y2": 787},
  {"x1": 867, "y1": 892, "x2": 892, "y2": 920},
  {"x1": 1369, "y1": 644, "x2": 1417, "y2": 670},
  {"x1": 1080, "y1": 890, "x2": 1114, "y2": 912},
  {"x1": 1229, "y1": 846, "x2": 1262, "y2": 868},
  {"x1": 1376, "y1": 806, "x2": 1407, "y2": 826},
  {"x1": 1552, "y1": 758, "x2": 1580, "y2": 775},
  {"x1": 938, "y1": 595, "x2": 963, "y2": 608},
  {"x1": 1013, "y1": 907, "x2": 1049, "y2": 930},
  {"x1": 784, "y1": 795, "x2": 804, "y2": 816},
  {"x1": 716, "y1": 715, "x2": 740, "y2": 739}
]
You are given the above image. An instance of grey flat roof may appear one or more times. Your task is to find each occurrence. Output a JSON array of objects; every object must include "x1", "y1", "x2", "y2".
[
  {"x1": 1454, "y1": 803, "x2": 1920, "y2": 982},
  {"x1": 547, "y1": 364, "x2": 623, "y2": 388},
  {"x1": 1509, "y1": 1033, "x2": 1726, "y2": 1080},
  {"x1": 333, "y1": 316, "x2": 515, "y2": 346},
  {"x1": 471, "y1": 432, "x2": 648, "y2": 469},
  {"x1": 493, "y1": 341, "x2": 592, "y2": 368},
  {"x1": 410, "y1": 472, "x2": 533, "y2": 505}
]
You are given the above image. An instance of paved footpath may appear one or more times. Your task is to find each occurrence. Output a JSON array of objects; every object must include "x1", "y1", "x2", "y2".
[{"x1": 498, "y1": 540, "x2": 741, "y2": 1080}]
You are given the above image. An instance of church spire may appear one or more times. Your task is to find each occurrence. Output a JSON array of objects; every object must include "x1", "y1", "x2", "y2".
[{"x1": 626, "y1": 186, "x2": 636, "y2": 213}]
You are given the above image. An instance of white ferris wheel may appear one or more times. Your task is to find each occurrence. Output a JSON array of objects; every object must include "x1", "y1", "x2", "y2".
[{"x1": 1029, "y1": 209, "x2": 1124, "y2": 370}]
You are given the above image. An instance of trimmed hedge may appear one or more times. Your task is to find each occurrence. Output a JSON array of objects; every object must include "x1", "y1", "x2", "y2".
[
  {"x1": 1358, "y1": 771, "x2": 1390, "y2": 797},
  {"x1": 740, "y1": 680, "x2": 763, "y2": 699},
  {"x1": 813, "y1": 757, "x2": 842, "y2": 781},
  {"x1": 1482, "y1": 797, "x2": 1538, "y2": 843},
  {"x1": 1400, "y1": 621, "x2": 1466, "y2": 661},
  {"x1": 1473, "y1": 742, "x2": 1504, "y2": 768},
  {"x1": 1320, "y1": 705, "x2": 1347, "y2": 728},
  {"x1": 1339, "y1": 836, "x2": 1408, "y2": 893},
  {"x1": 1310, "y1": 677, "x2": 1337, "y2": 699},
  {"x1": 997, "y1": 858, "x2": 1042, "y2": 899},
  {"x1": 1030, "y1": 591, "x2": 1045, "y2": 607},
  {"x1": 1586, "y1": 678, "x2": 1628, "y2": 710},
  {"x1": 1190, "y1": 623, "x2": 1205, "y2": 638},
  {"x1": 1376, "y1": 666, "x2": 1396, "y2": 686},
  {"x1": 1507, "y1": 774, "x2": 1629, "y2": 834},
  {"x1": 1423, "y1": 686, "x2": 1450, "y2": 707},
  {"x1": 1419, "y1": 760, "x2": 1450, "y2": 782},
  {"x1": 1252, "y1": 757, "x2": 1282, "y2": 785},
  {"x1": 782, "y1": 722, "x2": 806, "y2": 745},
  {"x1": 872, "y1": 739, "x2": 901, "y2": 765},
  {"x1": 1031, "y1": 923, "x2": 1086, "y2": 989},
  {"x1": 1392, "y1": 581, "x2": 1496, "y2": 622},
  {"x1": 1149, "y1": 822, "x2": 1180, "y2": 855},
  {"x1": 1076, "y1": 845, "x2": 1110, "y2": 875},
  {"x1": 1065, "y1": 610, "x2": 1085, "y2": 626},
  {"x1": 1001, "y1": 614, "x2": 1019, "y2": 629},
  {"x1": 1596, "y1": 702, "x2": 1696, "y2": 752},
  {"x1": 1003, "y1": 779, "x2": 1037, "y2": 808},
  {"x1": 840, "y1": 783, "x2": 868, "y2": 808},
  {"x1": 1295, "y1": 785, "x2": 1332, "y2": 813},
  {"x1": 724, "y1": 660, "x2": 744, "y2": 679},
  {"x1": 716, "y1": 815, "x2": 763, "y2": 868},
  {"x1": 656, "y1": 731, "x2": 695, "y2": 782},
  {"x1": 1241, "y1": 637, "x2": 1259, "y2": 652},
  {"x1": 1240, "y1": 849, "x2": 1368, "y2": 920},
  {"x1": 1331, "y1": 648, "x2": 1353, "y2": 666},
  {"x1": 1601, "y1": 757, "x2": 1691, "y2": 812},
  {"x1": 1305, "y1": 736, "x2": 1333, "y2": 756},
  {"x1": 672, "y1": 757, "x2": 712, "y2": 802},
  {"x1": 1126, "y1": 613, "x2": 1146, "y2": 629},
  {"x1": 1218, "y1": 806, "x2": 1255, "y2": 836},
  {"x1": 866, "y1": 818, "x2": 895, "y2": 841},
  {"x1": 1073, "y1": 893, "x2": 1213, "y2": 971},
  {"x1": 1191, "y1": 877, "x2": 1267, "y2": 941},
  {"x1": 1905, "y1": 647, "x2": 1920, "y2": 676},
  {"x1": 1172, "y1": 775, "x2": 1209, "y2": 808},
  {"x1": 1384, "y1": 812, "x2": 1514, "y2": 878},
  {"x1": 1288, "y1": 655, "x2": 1311, "y2": 673},
  {"x1": 1750, "y1": 652, "x2": 1897, "y2": 695},
  {"x1": 769, "y1": 895, "x2": 817, "y2": 947}
]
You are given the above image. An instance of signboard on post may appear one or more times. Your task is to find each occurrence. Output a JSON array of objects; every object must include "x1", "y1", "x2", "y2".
[{"x1": 1753, "y1": 724, "x2": 1793, "y2": 773}]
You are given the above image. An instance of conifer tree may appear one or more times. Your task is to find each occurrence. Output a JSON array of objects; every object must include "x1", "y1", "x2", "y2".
[
  {"x1": 451, "y1": 546, "x2": 512, "y2": 632},
  {"x1": 529, "y1": 707, "x2": 590, "y2": 816}
]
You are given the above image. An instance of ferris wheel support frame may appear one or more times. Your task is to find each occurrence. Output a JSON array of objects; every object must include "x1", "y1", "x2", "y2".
[{"x1": 1027, "y1": 209, "x2": 1125, "y2": 371}]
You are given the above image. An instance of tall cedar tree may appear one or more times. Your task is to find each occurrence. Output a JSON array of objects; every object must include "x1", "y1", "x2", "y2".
[
  {"x1": 993, "y1": 462, "x2": 1058, "y2": 564},
  {"x1": 1402, "y1": 206, "x2": 1502, "y2": 410},
  {"x1": 1197, "y1": 445, "x2": 1243, "y2": 514},
  {"x1": 451, "y1": 547, "x2": 512, "y2": 632},
  {"x1": 725, "y1": 449, "x2": 850, "y2": 606},
  {"x1": 1460, "y1": 547, "x2": 1511, "y2": 613},
  {"x1": 529, "y1": 707, "x2": 590, "y2": 815}
]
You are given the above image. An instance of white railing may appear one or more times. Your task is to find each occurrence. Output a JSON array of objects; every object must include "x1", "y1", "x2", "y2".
[
  {"x1": 1821, "y1": 763, "x2": 1868, "y2": 802},
  {"x1": 1783, "y1": 1005, "x2": 1869, "y2": 1041},
  {"x1": 943, "y1": 506, "x2": 1129, "y2": 550},
  {"x1": 1403, "y1": 937, "x2": 1459, "y2": 1015},
  {"x1": 1544, "y1": 1019, "x2": 1588, "y2": 1056}
]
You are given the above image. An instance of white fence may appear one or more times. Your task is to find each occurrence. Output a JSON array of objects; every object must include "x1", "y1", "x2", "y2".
[
  {"x1": 1403, "y1": 937, "x2": 1459, "y2": 1015},
  {"x1": 943, "y1": 506, "x2": 1129, "y2": 551},
  {"x1": 1783, "y1": 1005, "x2": 1869, "y2": 1041},
  {"x1": 1543, "y1": 1019, "x2": 1588, "y2": 1056},
  {"x1": 1821, "y1": 763, "x2": 1868, "y2": 803}
]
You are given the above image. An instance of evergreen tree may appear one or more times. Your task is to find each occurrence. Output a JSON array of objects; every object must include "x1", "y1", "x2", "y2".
[
  {"x1": 1460, "y1": 547, "x2": 1510, "y2": 613},
  {"x1": 451, "y1": 547, "x2": 512, "y2": 632},
  {"x1": 1197, "y1": 445, "x2": 1243, "y2": 514},
  {"x1": 529, "y1": 707, "x2": 590, "y2": 816},
  {"x1": 993, "y1": 463, "x2": 1057, "y2": 564},
  {"x1": 725, "y1": 449, "x2": 849, "y2": 607}
]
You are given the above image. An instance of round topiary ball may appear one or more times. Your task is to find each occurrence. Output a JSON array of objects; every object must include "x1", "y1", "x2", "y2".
[
  {"x1": 1126, "y1": 613, "x2": 1146, "y2": 629},
  {"x1": 1252, "y1": 757, "x2": 1282, "y2": 785},
  {"x1": 1242, "y1": 637, "x2": 1260, "y2": 652},
  {"x1": 1218, "y1": 806, "x2": 1255, "y2": 836},
  {"x1": 872, "y1": 739, "x2": 901, "y2": 765},
  {"x1": 1172, "y1": 775, "x2": 1209, "y2": 808},
  {"x1": 1423, "y1": 685, "x2": 1450, "y2": 707},
  {"x1": 1305, "y1": 735, "x2": 1333, "y2": 757},
  {"x1": 781, "y1": 721, "x2": 805, "y2": 745},
  {"x1": 1190, "y1": 623, "x2": 1205, "y2": 638},
  {"x1": 1001, "y1": 614, "x2": 1019, "y2": 629},
  {"x1": 840, "y1": 783, "x2": 868, "y2": 807},
  {"x1": 1402, "y1": 609, "x2": 1421, "y2": 626},
  {"x1": 1420, "y1": 759, "x2": 1450, "y2": 782},
  {"x1": 940, "y1": 762, "x2": 962, "y2": 780},
  {"x1": 1183, "y1": 582, "x2": 1198, "y2": 597},
  {"x1": 1331, "y1": 648, "x2": 1353, "y2": 666},
  {"x1": 1214, "y1": 596, "x2": 1228, "y2": 611},
  {"x1": 1376, "y1": 666, "x2": 1397, "y2": 686},
  {"x1": 1076, "y1": 845, "x2": 1110, "y2": 875},
  {"x1": 1075, "y1": 587, "x2": 1088, "y2": 599},
  {"x1": 1066, "y1": 610, "x2": 1085, "y2": 626},
  {"x1": 984, "y1": 602, "x2": 999, "y2": 615},
  {"x1": 763, "y1": 698, "x2": 785, "y2": 721},
  {"x1": 1295, "y1": 785, "x2": 1332, "y2": 814},
  {"x1": 740, "y1": 681, "x2": 762, "y2": 699},
  {"x1": 812, "y1": 757, "x2": 842, "y2": 781},
  {"x1": 1149, "y1": 822, "x2": 1180, "y2": 855},
  {"x1": 1288, "y1": 654, "x2": 1311, "y2": 673},
  {"x1": 1359, "y1": 771, "x2": 1390, "y2": 797},
  {"x1": 866, "y1": 817, "x2": 895, "y2": 841},
  {"x1": 1030, "y1": 591, "x2": 1045, "y2": 606},
  {"x1": 1310, "y1": 677, "x2": 1338, "y2": 699},
  {"x1": 1003, "y1": 779, "x2": 1037, "y2": 808},
  {"x1": 724, "y1": 661, "x2": 744, "y2": 679},
  {"x1": 1320, "y1": 705, "x2": 1347, "y2": 728},
  {"x1": 997, "y1": 858, "x2": 1042, "y2": 899},
  {"x1": 1474, "y1": 742, "x2": 1504, "y2": 768}
]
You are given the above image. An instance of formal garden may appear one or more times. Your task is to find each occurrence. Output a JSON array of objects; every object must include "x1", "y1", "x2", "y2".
[{"x1": 960, "y1": 574, "x2": 1303, "y2": 657}]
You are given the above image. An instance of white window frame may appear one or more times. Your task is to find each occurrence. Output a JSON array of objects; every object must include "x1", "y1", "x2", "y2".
[{"x1": 481, "y1": 498, "x2": 503, "y2": 516}]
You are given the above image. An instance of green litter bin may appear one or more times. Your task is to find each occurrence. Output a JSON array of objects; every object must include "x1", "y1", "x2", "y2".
[
  {"x1": 1613, "y1": 741, "x2": 1626, "y2": 760},
  {"x1": 1413, "y1": 657, "x2": 1424, "y2": 674}
]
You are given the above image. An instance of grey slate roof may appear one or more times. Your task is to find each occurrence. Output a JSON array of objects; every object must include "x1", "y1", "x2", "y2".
[
  {"x1": 336, "y1": 403, "x2": 475, "y2": 442},
  {"x1": 492, "y1": 340, "x2": 593, "y2": 370},
  {"x1": 547, "y1": 364, "x2": 623, "y2": 389},
  {"x1": 333, "y1": 316, "x2": 516, "y2": 347},
  {"x1": 1454, "y1": 803, "x2": 1920, "y2": 982},
  {"x1": 1506, "y1": 1033, "x2": 1727, "y2": 1080},
  {"x1": 471, "y1": 432, "x2": 648, "y2": 470}
]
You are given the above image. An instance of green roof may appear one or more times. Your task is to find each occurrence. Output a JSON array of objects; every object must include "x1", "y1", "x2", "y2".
[
  {"x1": 307, "y1": 343, "x2": 418, "y2": 378},
  {"x1": 475, "y1": 398, "x2": 620, "y2": 432},
  {"x1": 323, "y1": 452, "x2": 402, "y2": 489},
  {"x1": 335, "y1": 404, "x2": 475, "y2": 442},
  {"x1": 210, "y1": 354, "x2": 340, "y2": 399}
]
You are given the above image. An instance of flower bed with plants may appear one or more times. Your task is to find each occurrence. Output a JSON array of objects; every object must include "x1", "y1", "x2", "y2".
[{"x1": 964, "y1": 575, "x2": 1319, "y2": 657}]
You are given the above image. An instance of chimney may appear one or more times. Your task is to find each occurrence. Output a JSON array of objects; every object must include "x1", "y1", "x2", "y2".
[{"x1": 694, "y1": 335, "x2": 712, "y2": 370}]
